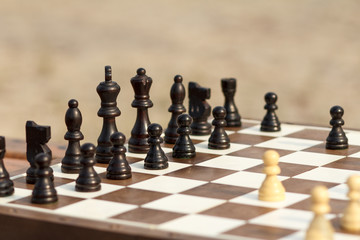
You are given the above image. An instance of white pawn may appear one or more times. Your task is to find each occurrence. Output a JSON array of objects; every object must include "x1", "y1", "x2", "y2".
[
  {"x1": 306, "y1": 185, "x2": 334, "y2": 240},
  {"x1": 341, "y1": 175, "x2": 360, "y2": 232},
  {"x1": 258, "y1": 150, "x2": 285, "y2": 201}
]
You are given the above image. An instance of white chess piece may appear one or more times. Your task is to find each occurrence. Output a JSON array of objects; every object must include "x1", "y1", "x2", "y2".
[
  {"x1": 258, "y1": 150, "x2": 285, "y2": 201},
  {"x1": 341, "y1": 175, "x2": 360, "y2": 232},
  {"x1": 306, "y1": 185, "x2": 334, "y2": 240}
]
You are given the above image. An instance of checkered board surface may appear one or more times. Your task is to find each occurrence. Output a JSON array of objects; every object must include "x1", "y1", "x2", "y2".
[{"x1": 3, "y1": 119, "x2": 360, "y2": 240}]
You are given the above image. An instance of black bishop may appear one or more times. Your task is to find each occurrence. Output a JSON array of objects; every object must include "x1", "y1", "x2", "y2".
[
  {"x1": 61, "y1": 99, "x2": 84, "y2": 173},
  {"x1": 164, "y1": 75, "x2": 186, "y2": 144}
]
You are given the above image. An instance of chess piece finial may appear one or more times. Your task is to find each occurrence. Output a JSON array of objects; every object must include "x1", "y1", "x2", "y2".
[
  {"x1": 96, "y1": 65, "x2": 121, "y2": 163},
  {"x1": 31, "y1": 153, "x2": 57, "y2": 204},
  {"x1": 305, "y1": 185, "x2": 334, "y2": 240},
  {"x1": 128, "y1": 67, "x2": 153, "y2": 153},
  {"x1": 164, "y1": 75, "x2": 186, "y2": 144},
  {"x1": 341, "y1": 175, "x2": 360, "y2": 232},
  {"x1": 188, "y1": 82, "x2": 211, "y2": 135},
  {"x1": 258, "y1": 150, "x2": 285, "y2": 201},
  {"x1": 0, "y1": 136, "x2": 14, "y2": 197},
  {"x1": 144, "y1": 123, "x2": 169, "y2": 170},
  {"x1": 326, "y1": 105, "x2": 348, "y2": 150},
  {"x1": 221, "y1": 78, "x2": 241, "y2": 127},
  {"x1": 106, "y1": 132, "x2": 132, "y2": 180},
  {"x1": 208, "y1": 106, "x2": 230, "y2": 149},
  {"x1": 260, "y1": 92, "x2": 281, "y2": 132},
  {"x1": 61, "y1": 99, "x2": 84, "y2": 173},
  {"x1": 173, "y1": 114, "x2": 196, "y2": 158},
  {"x1": 25, "y1": 120, "x2": 52, "y2": 184},
  {"x1": 76, "y1": 143, "x2": 101, "y2": 192}
]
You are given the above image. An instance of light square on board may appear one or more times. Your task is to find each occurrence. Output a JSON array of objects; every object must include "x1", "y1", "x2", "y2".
[
  {"x1": 196, "y1": 155, "x2": 262, "y2": 171},
  {"x1": 348, "y1": 151, "x2": 360, "y2": 158},
  {"x1": 142, "y1": 194, "x2": 225, "y2": 214},
  {"x1": 279, "y1": 151, "x2": 344, "y2": 167},
  {"x1": 158, "y1": 214, "x2": 245, "y2": 237},
  {"x1": 189, "y1": 130, "x2": 235, "y2": 141},
  {"x1": 54, "y1": 198, "x2": 137, "y2": 219},
  {"x1": 230, "y1": 190, "x2": 309, "y2": 209},
  {"x1": 130, "y1": 161, "x2": 190, "y2": 175},
  {"x1": 250, "y1": 208, "x2": 335, "y2": 231},
  {"x1": 279, "y1": 231, "x2": 360, "y2": 240},
  {"x1": 255, "y1": 137, "x2": 322, "y2": 151},
  {"x1": 328, "y1": 183, "x2": 348, "y2": 200},
  {"x1": 165, "y1": 165, "x2": 237, "y2": 181},
  {"x1": 194, "y1": 142, "x2": 250, "y2": 155},
  {"x1": 128, "y1": 175, "x2": 206, "y2": 194},
  {"x1": 0, "y1": 188, "x2": 32, "y2": 204},
  {"x1": 293, "y1": 167, "x2": 360, "y2": 184},
  {"x1": 212, "y1": 171, "x2": 288, "y2": 189},
  {"x1": 51, "y1": 163, "x2": 107, "y2": 180},
  {"x1": 56, "y1": 182, "x2": 123, "y2": 198},
  {"x1": 238, "y1": 124, "x2": 305, "y2": 137},
  {"x1": 345, "y1": 131, "x2": 360, "y2": 146}
]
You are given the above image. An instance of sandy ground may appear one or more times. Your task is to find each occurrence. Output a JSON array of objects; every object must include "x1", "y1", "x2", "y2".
[{"x1": 1, "y1": 0, "x2": 360, "y2": 145}]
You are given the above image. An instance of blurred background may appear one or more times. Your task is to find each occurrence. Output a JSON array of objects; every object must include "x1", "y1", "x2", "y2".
[{"x1": 1, "y1": 0, "x2": 360, "y2": 145}]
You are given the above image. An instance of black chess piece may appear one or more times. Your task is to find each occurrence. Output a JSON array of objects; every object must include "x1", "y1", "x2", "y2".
[
  {"x1": 173, "y1": 114, "x2": 196, "y2": 158},
  {"x1": 106, "y1": 132, "x2": 132, "y2": 180},
  {"x1": 96, "y1": 65, "x2": 121, "y2": 164},
  {"x1": 260, "y1": 92, "x2": 281, "y2": 132},
  {"x1": 128, "y1": 68, "x2": 153, "y2": 153},
  {"x1": 31, "y1": 153, "x2": 57, "y2": 204},
  {"x1": 61, "y1": 99, "x2": 84, "y2": 173},
  {"x1": 208, "y1": 106, "x2": 230, "y2": 149},
  {"x1": 76, "y1": 143, "x2": 101, "y2": 192},
  {"x1": 188, "y1": 82, "x2": 211, "y2": 135},
  {"x1": 164, "y1": 75, "x2": 186, "y2": 144},
  {"x1": 26, "y1": 121, "x2": 53, "y2": 184},
  {"x1": 221, "y1": 78, "x2": 241, "y2": 127},
  {"x1": 0, "y1": 136, "x2": 14, "y2": 197},
  {"x1": 144, "y1": 124, "x2": 168, "y2": 170},
  {"x1": 326, "y1": 105, "x2": 348, "y2": 150}
]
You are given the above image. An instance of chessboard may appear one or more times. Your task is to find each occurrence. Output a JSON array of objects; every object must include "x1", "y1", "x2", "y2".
[{"x1": 2, "y1": 119, "x2": 360, "y2": 240}]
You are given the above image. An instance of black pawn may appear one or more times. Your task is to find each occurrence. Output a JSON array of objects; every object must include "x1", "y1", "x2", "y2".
[
  {"x1": 173, "y1": 114, "x2": 196, "y2": 158},
  {"x1": 261, "y1": 92, "x2": 281, "y2": 132},
  {"x1": 0, "y1": 136, "x2": 14, "y2": 197},
  {"x1": 221, "y1": 78, "x2": 241, "y2": 127},
  {"x1": 164, "y1": 75, "x2": 186, "y2": 144},
  {"x1": 208, "y1": 106, "x2": 230, "y2": 149},
  {"x1": 106, "y1": 132, "x2": 132, "y2": 180},
  {"x1": 31, "y1": 153, "x2": 57, "y2": 204},
  {"x1": 144, "y1": 124, "x2": 168, "y2": 170},
  {"x1": 96, "y1": 65, "x2": 121, "y2": 164},
  {"x1": 61, "y1": 99, "x2": 84, "y2": 173},
  {"x1": 188, "y1": 82, "x2": 212, "y2": 135},
  {"x1": 326, "y1": 105, "x2": 348, "y2": 150},
  {"x1": 76, "y1": 143, "x2": 101, "y2": 192},
  {"x1": 128, "y1": 68, "x2": 153, "y2": 153}
]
